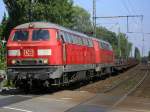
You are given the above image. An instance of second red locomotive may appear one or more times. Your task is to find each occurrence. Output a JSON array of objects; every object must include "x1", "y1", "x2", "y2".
[{"x1": 7, "y1": 22, "x2": 114, "y2": 89}]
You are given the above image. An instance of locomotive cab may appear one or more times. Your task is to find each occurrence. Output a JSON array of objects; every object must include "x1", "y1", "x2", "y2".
[
  {"x1": 7, "y1": 28, "x2": 63, "y2": 66},
  {"x1": 7, "y1": 22, "x2": 65, "y2": 88}
]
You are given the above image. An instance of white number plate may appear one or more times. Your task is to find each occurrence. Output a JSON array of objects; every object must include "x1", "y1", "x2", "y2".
[{"x1": 23, "y1": 49, "x2": 34, "y2": 56}]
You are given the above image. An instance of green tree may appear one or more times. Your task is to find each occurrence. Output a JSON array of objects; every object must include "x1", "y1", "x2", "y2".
[
  {"x1": 0, "y1": 14, "x2": 7, "y2": 69},
  {"x1": 3, "y1": 0, "x2": 75, "y2": 40},
  {"x1": 114, "y1": 33, "x2": 132, "y2": 58},
  {"x1": 134, "y1": 47, "x2": 141, "y2": 60},
  {"x1": 148, "y1": 51, "x2": 150, "y2": 61},
  {"x1": 72, "y1": 6, "x2": 92, "y2": 33},
  {"x1": 0, "y1": 12, "x2": 8, "y2": 39}
]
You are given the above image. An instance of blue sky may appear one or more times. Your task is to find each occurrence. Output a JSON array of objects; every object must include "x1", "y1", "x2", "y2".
[
  {"x1": 0, "y1": 0, "x2": 6, "y2": 21},
  {"x1": 73, "y1": 0, "x2": 150, "y2": 56},
  {"x1": 0, "y1": 0, "x2": 150, "y2": 56}
]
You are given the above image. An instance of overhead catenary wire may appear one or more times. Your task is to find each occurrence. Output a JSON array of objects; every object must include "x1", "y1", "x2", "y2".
[
  {"x1": 121, "y1": 0, "x2": 140, "y2": 29},
  {"x1": 127, "y1": 0, "x2": 137, "y2": 14},
  {"x1": 127, "y1": 0, "x2": 141, "y2": 29}
]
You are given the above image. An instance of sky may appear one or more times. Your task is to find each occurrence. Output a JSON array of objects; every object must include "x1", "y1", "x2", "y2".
[
  {"x1": 73, "y1": 0, "x2": 150, "y2": 56},
  {"x1": 0, "y1": 0, "x2": 150, "y2": 56}
]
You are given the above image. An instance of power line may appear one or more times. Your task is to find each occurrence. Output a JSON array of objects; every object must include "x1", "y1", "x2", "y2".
[
  {"x1": 121, "y1": 0, "x2": 139, "y2": 26},
  {"x1": 127, "y1": 0, "x2": 140, "y2": 26},
  {"x1": 127, "y1": 0, "x2": 138, "y2": 15},
  {"x1": 95, "y1": 15, "x2": 143, "y2": 58},
  {"x1": 127, "y1": 32, "x2": 150, "y2": 35},
  {"x1": 95, "y1": 15, "x2": 143, "y2": 18},
  {"x1": 122, "y1": 0, "x2": 131, "y2": 14},
  {"x1": 95, "y1": 15, "x2": 143, "y2": 33},
  {"x1": 93, "y1": 0, "x2": 96, "y2": 37}
]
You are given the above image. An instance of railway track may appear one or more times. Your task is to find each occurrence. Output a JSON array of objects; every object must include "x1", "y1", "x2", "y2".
[
  {"x1": 130, "y1": 69, "x2": 150, "y2": 98},
  {"x1": 108, "y1": 68, "x2": 150, "y2": 112},
  {"x1": 77, "y1": 64, "x2": 139, "y2": 93},
  {"x1": 66, "y1": 65, "x2": 150, "y2": 112},
  {"x1": 0, "y1": 64, "x2": 148, "y2": 112},
  {"x1": 103, "y1": 65, "x2": 142, "y2": 93},
  {"x1": 111, "y1": 70, "x2": 149, "y2": 108}
]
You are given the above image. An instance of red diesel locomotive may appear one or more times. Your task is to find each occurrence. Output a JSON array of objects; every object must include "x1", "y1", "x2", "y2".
[{"x1": 7, "y1": 22, "x2": 114, "y2": 89}]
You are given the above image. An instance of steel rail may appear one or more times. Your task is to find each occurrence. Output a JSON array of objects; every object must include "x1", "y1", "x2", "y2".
[
  {"x1": 65, "y1": 65, "x2": 140, "y2": 112},
  {"x1": 103, "y1": 66, "x2": 141, "y2": 93},
  {"x1": 112, "y1": 70, "x2": 149, "y2": 108}
]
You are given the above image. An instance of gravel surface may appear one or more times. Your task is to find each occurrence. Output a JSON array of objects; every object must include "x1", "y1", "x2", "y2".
[
  {"x1": 77, "y1": 65, "x2": 139, "y2": 94},
  {"x1": 130, "y1": 69, "x2": 150, "y2": 98},
  {"x1": 105, "y1": 70, "x2": 144, "y2": 96}
]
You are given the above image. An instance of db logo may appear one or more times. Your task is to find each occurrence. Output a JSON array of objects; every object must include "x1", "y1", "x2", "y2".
[{"x1": 23, "y1": 49, "x2": 34, "y2": 56}]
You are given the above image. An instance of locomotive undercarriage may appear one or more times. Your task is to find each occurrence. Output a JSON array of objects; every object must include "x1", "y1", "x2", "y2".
[{"x1": 7, "y1": 64, "x2": 113, "y2": 91}]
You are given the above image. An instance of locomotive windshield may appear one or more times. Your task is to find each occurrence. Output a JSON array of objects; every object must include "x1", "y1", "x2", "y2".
[
  {"x1": 13, "y1": 30, "x2": 29, "y2": 41},
  {"x1": 32, "y1": 30, "x2": 50, "y2": 41}
]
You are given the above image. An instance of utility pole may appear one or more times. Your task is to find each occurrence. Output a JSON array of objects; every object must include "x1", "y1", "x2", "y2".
[
  {"x1": 95, "y1": 15, "x2": 143, "y2": 33},
  {"x1": 127, "y1": 15, "x2": 144, "y2": 58},
  {"x1": 118, "y1": 26, "x2": 121, "y2": 58},
  {"x1": 141, "y1": 16, "x2": 144, "y2": 58},
  {"x1": 95, "y1": 15, "x2": 143, "y2": 58},
  {"x1": 142, "y1": 33, "x2": 144, "y2": 57},
  {"x1": 126, "y1": 35, "x2": 129, "y2": 59},
  {"x1": 93, "y1": 0, "x2": 96, "y2": 37}
]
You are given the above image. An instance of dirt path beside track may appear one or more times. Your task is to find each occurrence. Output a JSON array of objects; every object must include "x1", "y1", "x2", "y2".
[
  {"x1": 129, "y1": 70, "x2": 150, "y2": 98},
  {"x1": 77, "y1": 65, "x2": 140, "y2": 94},
  {"x1": 66, "y1": 65, "x2": 150, "y2": 112}
]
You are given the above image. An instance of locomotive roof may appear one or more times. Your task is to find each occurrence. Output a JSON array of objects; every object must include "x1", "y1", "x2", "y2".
[
  {"x1": 15, "y1": 22, "x2": 89, "y2": 37},
  {"x1": 15, "y1": 22, "x2": 111, "y2": 45}
]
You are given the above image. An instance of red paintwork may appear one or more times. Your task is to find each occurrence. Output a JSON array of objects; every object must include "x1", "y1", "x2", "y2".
[
  {"x1": 64, "y1": 37, "x2": 95, "y2": 65},
  {"x1": 7, "y1": 27, "x2": 114, "y2": 67},
  {"x1": 7, "y1": 28, "x2": 63, "y2": 65},
  {"x1": 92, "y1": 39, "x2": 114, "y2": 64}
]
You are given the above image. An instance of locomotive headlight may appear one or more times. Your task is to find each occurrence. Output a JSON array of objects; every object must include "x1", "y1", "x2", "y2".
[
  {"x1": 11, "y1": 60, "x2": 16, "y2": 64},
  {"x1": 43, "y1": 59, "x2": 48, "y2": 64},
  {"x1": 8, "y1": 49, "x2": 20, "y2": 56},
  {"x1": 37, "y1": 49, "x2": 51, "y2": 56}
]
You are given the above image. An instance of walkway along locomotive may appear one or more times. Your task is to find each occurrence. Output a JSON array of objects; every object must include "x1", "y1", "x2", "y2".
[{"x1": 7, "y1": 22, "x2": 114, "y2": 89}]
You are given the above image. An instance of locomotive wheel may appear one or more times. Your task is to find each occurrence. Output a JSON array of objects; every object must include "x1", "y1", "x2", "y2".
[
  {"x1": 62, "y1": 73, "x2": 69, "y2": 86},
  {"x1": 24, "y1": 79, "x2": 33, "y2": 93},
  {"x1": 14, "y1": 79, "x2": 25, "y2": 90}
]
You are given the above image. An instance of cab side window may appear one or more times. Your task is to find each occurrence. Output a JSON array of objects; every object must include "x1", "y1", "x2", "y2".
[
  {"x1": 59, "y1": 31, "x2": 65, "y2": 43},
  {"x1": 82, "y1": 38, "x2": 90, "y2": 47},
  {"x1": 78, "y1": 37, "x2": 83, "y2": 45},
  {"x1": 63, "y1": 32, "x2": 70, "y2": 43},
  {"x1": 65, "y1": 33, "x2": 72, "y2": 43},
  {"x1": 88, "y1": 39, "x2": 93, "y2": 47},
  {"x1": 99, "y1": 41, "x2": 103, "y2": 49}
]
